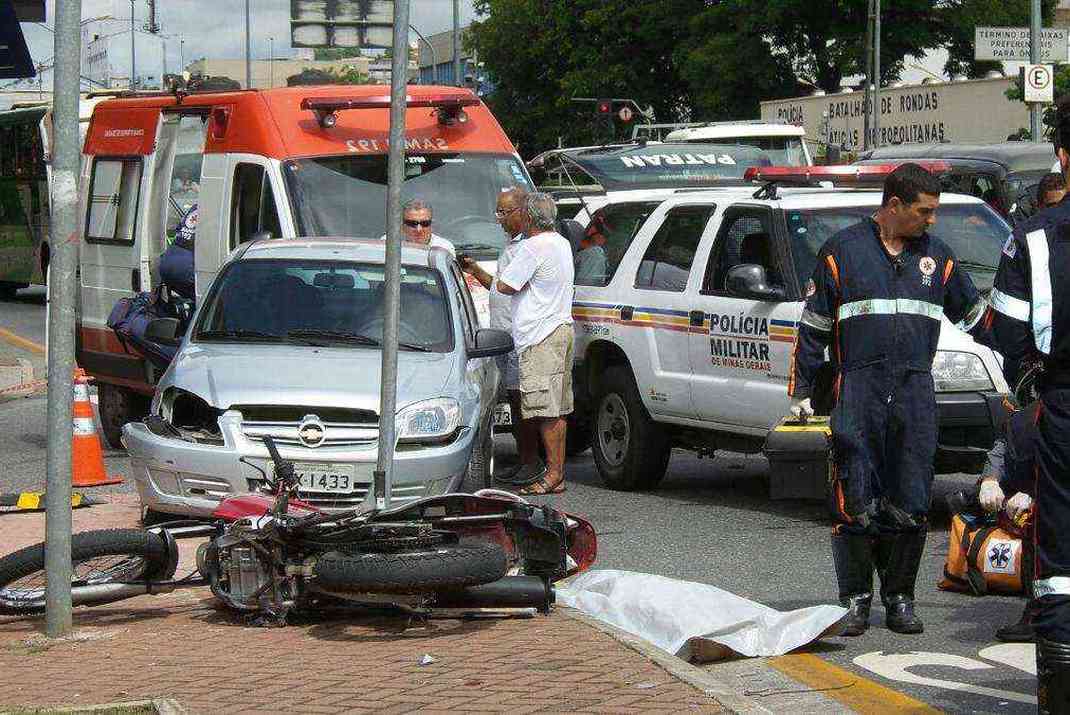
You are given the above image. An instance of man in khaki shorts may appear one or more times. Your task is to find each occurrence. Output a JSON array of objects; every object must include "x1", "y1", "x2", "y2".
[{"x1": 496, "y1": 193, "x2": 575, "y2": 494}]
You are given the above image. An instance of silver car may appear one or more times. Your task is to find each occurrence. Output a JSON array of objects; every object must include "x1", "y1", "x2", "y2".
[{"x1": 122, "y1": 238, "x2": 512, "y2": 518}]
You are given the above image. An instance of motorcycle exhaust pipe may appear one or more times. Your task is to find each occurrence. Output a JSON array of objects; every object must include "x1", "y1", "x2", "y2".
[
  {"x1": 434, "y1": 576, "x2": 554, "y2": 612},
  {"x1": 71, "y1": 582, "x2": 177, "y2": 607}
]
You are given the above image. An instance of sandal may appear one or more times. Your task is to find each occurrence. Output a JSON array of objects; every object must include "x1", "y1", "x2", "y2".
[
  {"x1": 517, "y1": 474, "x2": 566, "y2": 495},
  {"x1": 494, "y1": 460, "x2": 547, "y2": 486}
]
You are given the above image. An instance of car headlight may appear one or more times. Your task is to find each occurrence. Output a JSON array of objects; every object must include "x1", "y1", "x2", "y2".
[
  {"x1": 931, "y1": 351, "x2": 994, "y2": 392},
  {"x1": 395, "y1": 398, "x2": 462, "y2": 445}
]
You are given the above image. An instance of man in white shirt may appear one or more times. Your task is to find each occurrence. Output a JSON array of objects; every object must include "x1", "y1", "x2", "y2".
[
  {"x1": 394, "y1": 199, "x2": 455, "y2": 255},
  {"x1": 496, "y1": 192, "x2": 575, "y2": 494},
  {"x1": 460, "y1": 188, "x2": 542, "y2": 481}
]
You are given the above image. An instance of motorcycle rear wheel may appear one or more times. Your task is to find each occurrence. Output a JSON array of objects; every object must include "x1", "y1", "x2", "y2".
[
  {"x1": 313, "y1": 542, "x2": 508, "y2": 594},
  {"x1": 0, "y1": 529, "x2": 175, "y2": 615}
]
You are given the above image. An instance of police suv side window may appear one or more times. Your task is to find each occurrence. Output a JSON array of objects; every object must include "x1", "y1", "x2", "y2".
[
  {"x1": 703, "y1": 211, "x2": 779, "y2": 294},
  {"x1": 579, "y1": 202, "x2": 660, "y2": 287},
  {"x1": 634, "y1": 205, "x2": 714, "y2": 292}
]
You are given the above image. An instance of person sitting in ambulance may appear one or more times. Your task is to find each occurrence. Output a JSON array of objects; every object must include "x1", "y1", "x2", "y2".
[{"x1": 159, "y1": 206, "x2": 197, "y2": 302}]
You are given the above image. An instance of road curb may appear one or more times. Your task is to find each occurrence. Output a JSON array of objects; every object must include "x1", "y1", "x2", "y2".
[
  {"x1": 0, "y1": 697, "x2": 187, "y2": 714},
  {"x1": 559, "y1": 607, "x2": 774, "y2": 714},
  {"x1": 0, "y1": 357, "x2": 35, "y2": 397}
]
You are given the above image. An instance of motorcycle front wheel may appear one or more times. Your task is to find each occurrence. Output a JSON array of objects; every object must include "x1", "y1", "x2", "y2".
[{"x1": 0, "y1": 529, "x2": 176, "y2": 615}]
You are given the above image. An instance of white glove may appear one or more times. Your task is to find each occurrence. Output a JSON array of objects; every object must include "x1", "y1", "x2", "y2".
[
  {"x1": 1005, "y1": 492, "x2": 1033, "y2": 520},
  {"x1": 789, "y1": 396, "x2": 813, "y2": 419},
  {"x1": 978, "y1": 479, "x2": 1005, "y2": 513}
]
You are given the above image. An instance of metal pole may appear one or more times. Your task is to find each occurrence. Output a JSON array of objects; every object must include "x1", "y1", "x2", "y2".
[
  {"x1": 374, "y1": 0, "x2": 411, "y2": 510},
  {"x1": 46, "y1": 0, "x2": 82, "y2": 639},
  {"x1": 873, "y1": 0, "x2": 881, "y2": 147},
  {"x1": 1031, "y1": 0, "x2": 1042, "y2": 142},
  {"x1": 452, "y1": 0, "x2": 461, "y2": 87},
  {"x1": 180, "y1": 39, "x2": 184, "y2": 72},
  {"x1": 245, "y1": 0, "x2": 252, "y2": 89},
  {"x1": 130, "y1": 0, "x2": 136, "y2": 88},
  {"x1": 269, "y1": 37, "x2": 273, "y2": 89},
  {"x1": 410, "y1": 25, "x2": 436, "y2": 85},
  {"x1": 862, "y1": 0, "x2": 874, "y2": 151}
]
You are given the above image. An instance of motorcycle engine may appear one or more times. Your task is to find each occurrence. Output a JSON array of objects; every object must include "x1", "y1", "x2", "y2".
[{"x1": 199, "y1": 541, "x2": 275, "y2": 611}]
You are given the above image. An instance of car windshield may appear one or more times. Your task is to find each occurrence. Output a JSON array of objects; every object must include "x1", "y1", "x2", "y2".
[
  {"x1": 563, "y1": 143, "x2": 773, "y2": 190},
  {"x1": 284, "y1": 153, "x2": 533, "y2": 256},
  {"x1": 785, "y1": 202, "x2": 1008, "y2": 293},
  {"x1": 195, "y1": 259, "x2": 453, "y2": 352}
]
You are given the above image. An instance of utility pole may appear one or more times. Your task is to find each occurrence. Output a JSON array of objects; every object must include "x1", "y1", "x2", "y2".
[
  {"x1": 452, "y1": 0, "x2": 461, "y2": 87},
  {"x1": 130, "y1": 0, "x2": 136, "y2": 89},
  {"x1": 245, "y1": 0, "x2": 252, "y2": 89},
  {"x1": 863, "y1": 0, "x2": 874, "y2": 151},
  {"x1": 873, "y1": 0, "x2": 882, "y2": 148},
  {"x1": 375, "y1": 0, "x2": 412, "y2": 510},
  {"x1": 410, "y1": 24, "x2": 436, "y2": 85},
  {"x1": 1031, "y1": 0, "x2": 1042, "y2": 142},
  {"x1": 180, "y1": 38, "x2": 185, "y2": 72},
  {"x1": 269, "y1": 37, "x2": 274, "y2": 89},
  {"x1": 46, "y1": 0, "x2": 83, "y2": 639}
]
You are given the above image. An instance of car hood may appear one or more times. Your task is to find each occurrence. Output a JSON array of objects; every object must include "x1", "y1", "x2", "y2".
[{"x1": 165, "y1": 343, "x2": 455, "y2": 413}]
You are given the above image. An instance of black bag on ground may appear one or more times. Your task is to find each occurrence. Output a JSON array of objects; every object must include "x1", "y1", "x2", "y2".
[{"x1": 106, "y1": 287, "x2": 189, "y2": 371}]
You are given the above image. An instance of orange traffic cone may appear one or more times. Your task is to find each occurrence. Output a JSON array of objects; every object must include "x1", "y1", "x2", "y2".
[{"x1": 72, "y1": 369, "x2": 123, "y2": 487}]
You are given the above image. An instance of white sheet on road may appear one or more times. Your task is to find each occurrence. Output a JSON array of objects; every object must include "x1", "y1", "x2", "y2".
[{"x1": 557, "y1": 569, "x2": 848, "y2": 662}]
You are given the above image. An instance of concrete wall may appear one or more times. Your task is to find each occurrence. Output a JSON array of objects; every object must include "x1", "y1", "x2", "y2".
[
  {"x1": 760, "y1": 77, "x2": 1031, "y2": 149},
  {"x1": 187, "y1": 57, "x2": 373, "y2": 89}
]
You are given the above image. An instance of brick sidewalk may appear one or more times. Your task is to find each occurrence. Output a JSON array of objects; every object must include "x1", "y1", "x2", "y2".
[{"x1": 0, "y1": 499, "x2": 725, "y2": 714}]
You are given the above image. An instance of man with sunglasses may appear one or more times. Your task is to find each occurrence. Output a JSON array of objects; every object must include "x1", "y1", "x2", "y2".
[{"x1": 399, "y1": 199, "x2": 455, "y2": 255}]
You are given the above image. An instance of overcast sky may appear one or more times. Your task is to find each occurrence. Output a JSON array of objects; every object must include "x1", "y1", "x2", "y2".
[{"x1": 20, "y1": 0, "x2": 477, "y2": 84}]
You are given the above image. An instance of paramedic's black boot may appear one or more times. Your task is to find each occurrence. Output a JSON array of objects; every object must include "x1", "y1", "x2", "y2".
[
  {"x1": 1037, "y1": 637, "x2": 1070, "y2": 714},
  {"x1": 878, "y1": 531, "x2": 926, "y2": 635},
  {"x1": 996, "y1": 601, "x2": 1036, "y2": 643},
  {"x1": 831, "y1": 532, "x2": 874, "y2": 637}
]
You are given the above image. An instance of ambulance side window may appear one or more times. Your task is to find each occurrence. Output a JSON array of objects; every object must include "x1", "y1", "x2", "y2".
[
  {"x1": 85, "y1": 158, "x2": 142, "y2": 244},
  {"x1": 703, "y1": 209, "x2": 781, "y2": 294},
  {"x1": 230, "y1": 163, "x2": 282, "y2": 249},
  {"x1": 634, "y1": 205, "x2": 713, "y2": 292}
]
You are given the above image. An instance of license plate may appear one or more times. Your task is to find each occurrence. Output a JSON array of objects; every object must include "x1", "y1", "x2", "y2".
[
  {"x1": 493, "y1": 404, "x2": 512, "y2": 426},
  {"x1": 281, "y1": 462, "x2": 357, "y2": 493}
]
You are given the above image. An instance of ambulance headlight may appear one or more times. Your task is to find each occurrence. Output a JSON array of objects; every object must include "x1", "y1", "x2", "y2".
[{"x1": 931, "y1": 351, "x2": 994, "y2": 392}]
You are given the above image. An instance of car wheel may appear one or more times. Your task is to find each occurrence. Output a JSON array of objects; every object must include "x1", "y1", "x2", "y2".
[
  {"x1": 591, "y1": 366, "x2": 670, "y2": 491},
  {"x1": 463, "y1": 420, "x2": 494, "y2": 491},
  {"x1": 97, "y1": 383, "x2": 150, "y2": 450}
]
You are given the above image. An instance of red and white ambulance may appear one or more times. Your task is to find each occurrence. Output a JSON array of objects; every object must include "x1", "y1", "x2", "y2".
[{"x1": 75, "y1": 85, "x2": 532, "y2": 446}]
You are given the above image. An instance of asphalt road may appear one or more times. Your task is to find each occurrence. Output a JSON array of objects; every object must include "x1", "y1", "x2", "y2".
[
  {"x1": 0, "y1": 297, "x2": 1037, "y2": 712},
  {"x1": 0, "y1": 287, "x2": 47, "y2": 347}
]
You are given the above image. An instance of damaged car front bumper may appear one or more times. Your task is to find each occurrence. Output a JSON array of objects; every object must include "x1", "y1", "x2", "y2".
[{"x1": 122, "y1": 410, "x2": 474, "y2": 518}]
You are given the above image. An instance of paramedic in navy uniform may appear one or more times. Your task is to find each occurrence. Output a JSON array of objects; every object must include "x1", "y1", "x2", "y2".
[
  {"x1": 789, "y1": 163, "x2": 988, "y2": 637},
  {"x1": 990, "y1": 95, "x2": 1070, "y2": 714}
]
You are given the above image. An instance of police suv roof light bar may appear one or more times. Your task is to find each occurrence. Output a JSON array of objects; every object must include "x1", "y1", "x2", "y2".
[
  {"x1": 743, "y1": 161, "x2": 951, "y2": 184},
  {"x1": 301, "y1": 94, "x2": 482, "y2": 129}
]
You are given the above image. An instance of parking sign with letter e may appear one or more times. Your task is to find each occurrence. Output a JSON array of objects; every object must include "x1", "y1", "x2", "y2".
[{"x1": 1024, "y1": 64, "x2": 1054, "y2": 104}]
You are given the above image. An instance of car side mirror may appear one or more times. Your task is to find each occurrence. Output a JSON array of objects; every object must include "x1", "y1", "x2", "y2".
[
  {"x1": 145, "y1": 317, "x2": 182, "y2": 347},
  {"x1": 469, "y1": 328, "x2": 513, "y2": 359},
  {"x1": 725, "y1": 264, "x2": 786, "y2": 301}
]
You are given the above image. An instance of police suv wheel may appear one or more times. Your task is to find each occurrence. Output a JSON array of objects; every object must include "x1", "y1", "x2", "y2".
[{"x1": 591, "y1": 367, "x2": 670, "y2": 491}]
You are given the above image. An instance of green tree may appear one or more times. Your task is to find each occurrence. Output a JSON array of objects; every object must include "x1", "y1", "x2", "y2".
[
  {"x1": 313, "y1": 48, "x2": 365, "y2": 61},
  {"x1": 1005, "y1": 64, "x2": 1070, "y2": 138},
  {"x1": 286, "y1": 65, "x2": 372, "y2": 87}
]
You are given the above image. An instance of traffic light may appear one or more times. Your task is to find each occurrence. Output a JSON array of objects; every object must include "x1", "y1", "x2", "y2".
[{"x1": 596, "y1": 98, "x2": 613, "y2": 116}]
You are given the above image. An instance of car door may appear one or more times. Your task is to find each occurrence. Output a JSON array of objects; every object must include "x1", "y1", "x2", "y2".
[
  {"x1": 625, "y1": 203, "x2": 714, "y2": 420},
  {"x1": 687, "y1": 204, "x2": 802, "y2": 430}
]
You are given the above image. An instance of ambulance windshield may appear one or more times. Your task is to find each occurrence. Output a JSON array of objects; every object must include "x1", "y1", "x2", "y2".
[
  {"x1": 284, "y1": 153, "x2": 534, "y2": 255},
  {"x1": 785, "y1": 202, "x2": 1007, "y2": 292}
]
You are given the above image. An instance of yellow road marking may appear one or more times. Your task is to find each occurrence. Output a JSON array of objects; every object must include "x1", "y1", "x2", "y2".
[
  {"x1": 0, "y1": 327, "x2": 45, "y2": 354},
  {"x1": 768, "y1": 652, "x2": 943, "y2": 714}
]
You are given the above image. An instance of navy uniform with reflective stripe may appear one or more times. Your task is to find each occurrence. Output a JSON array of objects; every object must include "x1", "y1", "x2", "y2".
[
  {"x1": 991, "y1": 198, "x2": 1070, "y2": 644},
  {"x1": 792, "y1": 218, "x2": 986, "y2": 531}
]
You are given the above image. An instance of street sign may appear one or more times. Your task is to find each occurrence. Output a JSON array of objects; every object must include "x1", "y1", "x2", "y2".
[
  {"x1": 618, "y1": 106, "x2": 634, "y2": 122},
  {"x1": 1024, "y1": 63, "x2": 1055, "y2": 103},
  {"x1": 975, "y1": 27, "x2": 1069, "y2": 62},
  {"x1": 291, "y1": 0, "x2": 395, "y2": 49}
]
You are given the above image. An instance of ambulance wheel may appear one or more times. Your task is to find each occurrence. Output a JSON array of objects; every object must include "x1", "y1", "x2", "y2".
[
  {"x1": 592, "y1": 367, "x2": 670, "y2": 491},
  {"x1": 97, "y1": 383, "x2": 150, "y2": 450}
]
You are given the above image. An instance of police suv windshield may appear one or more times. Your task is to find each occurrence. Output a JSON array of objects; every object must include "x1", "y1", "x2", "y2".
[
  {"x1": 785, "y1": 202, "x2": 1008, "y2": 293},
  {"x1": 284, "y1": 153, "x2": 533, "y2": 256},
  {"x1": 195, "y1": 259, "x2": 453, "y2": 352},
  {"x1": 561, "y1": 143, "x2": 773, "y2": 190}
]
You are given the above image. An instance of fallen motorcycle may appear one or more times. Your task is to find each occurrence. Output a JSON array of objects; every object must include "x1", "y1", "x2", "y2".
[{"x1": 0, "y1": 437, "x2": 597, "y2": 621}]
